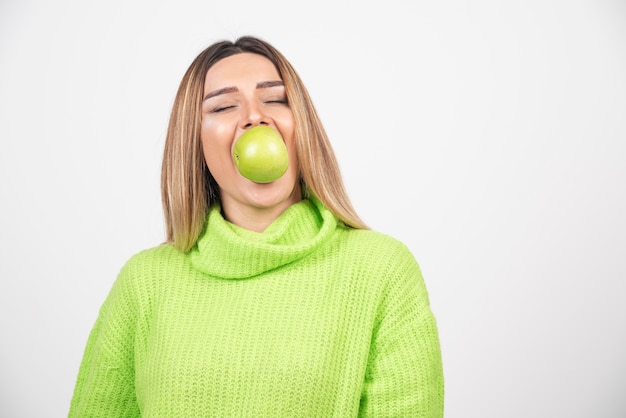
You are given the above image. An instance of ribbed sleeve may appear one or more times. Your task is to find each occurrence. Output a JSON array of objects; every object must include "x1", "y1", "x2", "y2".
[
  {"x1": 358, "y1": 240, "x2": 444, "y2": 417},
  {"x1": 69, "y1": 260, "x2": 141, "y2": 417}
]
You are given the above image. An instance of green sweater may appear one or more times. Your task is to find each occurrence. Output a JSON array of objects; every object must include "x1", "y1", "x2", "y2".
[{"x1": 69, "y1": 199, "x2": 444, "y2": 417}]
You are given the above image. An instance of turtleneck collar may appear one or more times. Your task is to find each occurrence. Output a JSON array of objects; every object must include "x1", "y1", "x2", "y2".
[{"x1": 190, "y1": 198, "x2": 338, "y2": 280}]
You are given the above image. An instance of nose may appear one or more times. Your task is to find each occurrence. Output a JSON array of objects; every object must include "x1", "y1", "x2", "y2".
[{"x1": 241, "y1": 101, "x2": 269, "y2": 129}]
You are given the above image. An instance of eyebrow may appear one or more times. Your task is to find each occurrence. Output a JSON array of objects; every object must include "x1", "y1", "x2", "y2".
[{"x1": 203, "y1": 80, "x2": 284, "y2": 102}]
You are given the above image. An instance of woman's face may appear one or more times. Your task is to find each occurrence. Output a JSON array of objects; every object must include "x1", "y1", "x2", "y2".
[{"x1": 200, "y1": 53, "x2": 301, "y2": 227}]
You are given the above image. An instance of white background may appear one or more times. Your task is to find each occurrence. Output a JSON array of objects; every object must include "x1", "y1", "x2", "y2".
[{"x1": 1, "y1": 0, "x2": 625, "y2": 416}]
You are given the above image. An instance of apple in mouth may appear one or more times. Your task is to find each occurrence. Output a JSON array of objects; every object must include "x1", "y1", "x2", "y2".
[{"x1": 232, "y1": 126, "x2": 289, "y2": 183}]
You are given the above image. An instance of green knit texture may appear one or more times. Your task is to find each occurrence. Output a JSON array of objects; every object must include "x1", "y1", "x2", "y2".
[{"x1": 69, "y1": 199, "x2": 444, "y2": 417}]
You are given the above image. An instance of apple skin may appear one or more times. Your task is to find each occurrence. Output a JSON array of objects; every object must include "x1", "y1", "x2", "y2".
[{"x1": 232, "y1": 126, "x2": 289, "y2": 183}]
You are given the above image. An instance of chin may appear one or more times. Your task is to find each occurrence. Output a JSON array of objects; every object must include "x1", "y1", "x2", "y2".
[{"x1": 245, "y1": 178, "x2": 301, "y2": 209}]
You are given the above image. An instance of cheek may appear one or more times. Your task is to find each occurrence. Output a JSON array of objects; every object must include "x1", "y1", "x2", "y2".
[
  {"x1": 275, "y1": 112, "x2": 296, "y2": 148},
  {"x1": 200, "y1": 121, "x2": 234, "y2": 176},
  {"x1": 276, "y1": 117, "x2": 298, "y2": 174},
  {"x1": 284, "y1": 137, "x2": 300, "y2": 179},
  {"x1": 287, "y1": 138, "x2": 298, "y2": 164}
]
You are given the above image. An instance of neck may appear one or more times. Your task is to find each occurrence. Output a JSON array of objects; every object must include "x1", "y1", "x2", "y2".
[{"x1": 220, "y1": 188, "x2": 303, "y2": 233}]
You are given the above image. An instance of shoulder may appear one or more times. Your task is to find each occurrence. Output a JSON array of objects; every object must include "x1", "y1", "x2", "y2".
[
  {"x1": 332, "y1": 226, "x2": 422, "y2": 282},
  {"x1": 113, "y1": 243, "x2": 186, "y2": 291},
  {"x1": 120, "y1": 242, "x2": 186, "y2": 273},
  {"x1": 103, "y1": 243, "x2": 186, "y2": 310},
  {"x1": 337, "y1": 226, "x2": 417, "y2": 263}
]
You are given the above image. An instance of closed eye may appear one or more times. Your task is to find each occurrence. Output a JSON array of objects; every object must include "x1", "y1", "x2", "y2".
[
  {"x1": 265, "y1": 99, "x2": 288, "y2": 105},
  {"x1": 211, "y1": 105, "x2": 236, "y2": 113}
]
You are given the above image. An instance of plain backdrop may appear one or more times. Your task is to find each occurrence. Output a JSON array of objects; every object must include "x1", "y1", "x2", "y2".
[{"x1": 1, "y1": 0, "x2": 625, "y2": 416}]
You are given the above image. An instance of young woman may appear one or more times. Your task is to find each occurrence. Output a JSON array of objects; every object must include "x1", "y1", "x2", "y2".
[{"x1": 69, "y1": 36, "x2": 444, "y2": 417}]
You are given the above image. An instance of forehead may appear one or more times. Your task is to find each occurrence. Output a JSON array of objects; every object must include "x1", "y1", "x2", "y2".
[{"x1": 204, "y1": 53, "x2": 281, "y2": 91}]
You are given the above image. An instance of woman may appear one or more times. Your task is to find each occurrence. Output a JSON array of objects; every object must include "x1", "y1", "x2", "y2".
[{"x1": 69, "y1": 36, "x2": 444, "y2": 417}]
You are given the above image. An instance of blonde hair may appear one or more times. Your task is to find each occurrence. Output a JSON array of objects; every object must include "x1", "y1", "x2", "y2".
[{"x1": 162, "y1": 36, "x2": 368, "y2": 252}]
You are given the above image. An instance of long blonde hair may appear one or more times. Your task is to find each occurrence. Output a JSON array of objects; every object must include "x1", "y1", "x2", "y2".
[{"x1": 161, "y1": 36, "x2": 368, "y2": 252}]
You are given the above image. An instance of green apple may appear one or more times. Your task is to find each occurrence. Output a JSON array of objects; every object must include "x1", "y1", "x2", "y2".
[{"x1": 232, "y1": 126, "x2": 289, "y2": 183}]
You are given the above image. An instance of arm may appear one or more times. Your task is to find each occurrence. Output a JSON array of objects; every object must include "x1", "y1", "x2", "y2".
[
  {"x1": 359, "y1": 245, "x2": 444, "y2": 417},
  {"x1": 69, "y1": 263, "x2": 141, "y2": 417}
]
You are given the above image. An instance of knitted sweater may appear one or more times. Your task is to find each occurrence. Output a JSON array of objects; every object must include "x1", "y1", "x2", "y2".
[{"x1": 69, "y1": 198, "x2": 444, "y2": 417}]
